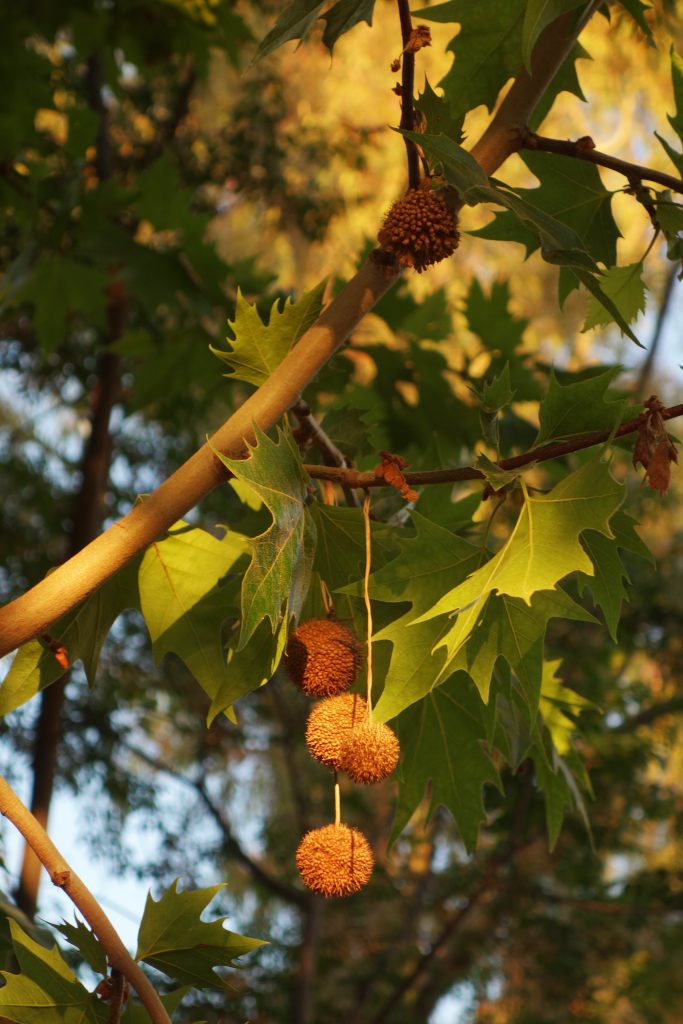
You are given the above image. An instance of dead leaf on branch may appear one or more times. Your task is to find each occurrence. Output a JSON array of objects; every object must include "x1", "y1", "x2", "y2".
[
  {"x1": 374, "y1": 451, "x2": 419, "y2": 502},
  {"x1": 632, "y1": 395, "x2": 679, "y2": 495}
]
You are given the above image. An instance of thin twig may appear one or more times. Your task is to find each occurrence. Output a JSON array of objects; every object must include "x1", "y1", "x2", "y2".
[
  {"x1": 0, "y1": 776, "x2": 171, "y2": 1024},
  {"x1": 638, "y1": 265, "x2": 678, "y2": 394},
  {"x1": 520, "y1": 129, "x2": 683, "y2": 196},
  {"x1": 396, "y1": 0, "x2": 420, "y2": 190},
  {"x1": 303, "y1": 401, "x2": 683, "y2": 490},
  {"x1": 292, "y1": 399, "x2": 360, "y2": 508}
]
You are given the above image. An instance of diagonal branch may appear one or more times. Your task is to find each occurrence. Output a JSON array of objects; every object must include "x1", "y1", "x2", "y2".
[
  {"x1": 520, "y1": 128, "x2": 683, "y2": 196},
  {"x1": 0, "y1": 3, "x2": 606, "y2": 658},
  {"x1": 0, "y1": 775, "x2": 170, "y2": 1024}
]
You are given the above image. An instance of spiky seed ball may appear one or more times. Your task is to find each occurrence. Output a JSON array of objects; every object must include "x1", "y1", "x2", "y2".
[
  {"x1": 341, "y1": 720, "x2": 401, "y2": 784},
  {"x1": 283, "y1": 618, "x2": 362, "y2": 697},
  {"x1": 296, "y1": 823, "x2": 374, "y2": 897},
  {"x1": 377, "y1": 186, "x2": 460, "y2": 273},
  {"x1": 306, "y1": 693, "x2": 368, "y2": 770}
]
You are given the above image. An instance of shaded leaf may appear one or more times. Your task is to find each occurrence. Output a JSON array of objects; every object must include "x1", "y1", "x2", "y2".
[
  {"x1": 390, "y1": 675, "x2": 501, "y2": 851},
  {"x1": 51, "y1": 918, "x2": 107, "y2": 978},
  {"x1": 321, "y1": 0, "x2": 375, "y2": 52},
  {"x1": 415, "y1": 78, "x2": 464, "y2": 141},
  {"x1": 582, "y1": 261, "x2": 646, "y2": 331},
  {"x1": 536, "y1": 367, "x2": 627, "y2": 444},
  {"x1": 216, "y1": 426, "x2": 317, "y2": 646},
  {"x1": 136, "y1": 880, "x2": 265, "y2": 991},
  {"x1": 254, "y1": 1, "x2": 327, "y2": 61},
  {"x1": 522, "y1": 0, "x2": 586, "y2": 70}
]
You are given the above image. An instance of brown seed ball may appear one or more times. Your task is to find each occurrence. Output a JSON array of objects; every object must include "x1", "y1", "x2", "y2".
[
  {"x1": 377, "y1": 186, "x2": 460, "y2": 273},
  {"x1": 283, "y1": 618, "x2": 362, "y2": 697},
  {"x1": 341, "y1": 721, "x2": 401, "y2": 784},
  {"x1": 306, "y1": 693, "x2": 368, "y2": 770},
  {"x1": 296, "y1": 824, "x2": 374, "y2": 897}
]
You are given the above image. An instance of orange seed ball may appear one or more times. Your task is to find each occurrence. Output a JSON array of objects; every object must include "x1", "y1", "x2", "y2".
[
  {"x1": 306, "y1": 693, "x2": 368, "y2": 770},
  {"x1": 296, "y1": 823, "x2": 374, "y2": 897},
  {"x1": 377, "y1": 185, "x2": 460, "y2": 273},
  {"x1": 341, "y1": 720, "x2": 401, "y2": 784},
  {"x1": 283, "y1": 618, "x2": 362, "y2": 697}
]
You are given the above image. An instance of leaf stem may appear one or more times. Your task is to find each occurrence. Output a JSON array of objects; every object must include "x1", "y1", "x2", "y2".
[
  {"x1": 334, "y1": 778, "x2": 341, "y2": 826},
  {"x1": 362, "y1": 492, "x2": 374, "y2": 716},
  {"x1": 0, "y1": 775, "x2": 171, "y2": 1024}
]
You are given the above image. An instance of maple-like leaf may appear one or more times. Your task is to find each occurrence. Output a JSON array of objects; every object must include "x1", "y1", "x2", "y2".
[
  {"x1": 582, "y1": 262, "x2": 646, "y2": 332},
  {"x1": 52, "y1": 917, "x2": 107, "y2": 977},
  {"x1": 449, "y1": 589, "x2": 595, "y2": 711},
  {"x1": 135, "y1": 880, "x2": 265, "y2": 991},
  {"x1": 211, "y1": 281, "x2": 325, "y2": 387},
  {"x1": 656, "y1": 49, "x2": 683, "y2": 176},
  {"x1": 138, "y1": 522, "x2": 248, "y2": 699},
  {"x1": 579, "y1": 511, "x2": 653, "y2": 640},
  {"x1": 414, "y1": 0, "x2": 526, "y2": 122},
  {"x1": 420, "y1": 458, "x2": 624, "y2": 666},
  {"x1": 390, "y1": 675, "x2": 501, "y2": 851},
  {"x1": 0, "y1": 919, "x2": 106, "y2": 1024},
  {"x1": 0, "y1": 559, "x2": 139, "y2": 717},
  {"x1": 521, "y1": 0, "x2": 587, "y2": 70},
  {"x1": 321, "y1": 0, "x2": 375, "y2": 52},
  {"x1": 216, "y1": 426, "x2": 317, "y2": 646},
  {"x1": 539, "y1": 658, "x2": 593, "y2": 756},
  {"x1": 535, "y1": 367, "x2": 627, "y2": 444}
]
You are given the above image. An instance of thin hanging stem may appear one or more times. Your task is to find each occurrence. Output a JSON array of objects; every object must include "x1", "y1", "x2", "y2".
[
  {"x1": 319, "y1": 578, "x2": 334, "y2": 617},
  {"x1": 363, "y1": 492, "x2": 374, "y2": 717},
  {"x1": 334, "y1": 778, "x2": 341, "y2": 826}
]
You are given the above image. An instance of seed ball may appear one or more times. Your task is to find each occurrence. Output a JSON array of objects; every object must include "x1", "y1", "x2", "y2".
[
  {"x1": 296, "y1": 823, "x2": 374, "y2": 897},
  {"x1": 306, "y1": 693, "x2": 368, "y2": 770},
  {"x1": 377, "y1": 185, "x2": 460, "y2": 273},
  {"x1": 341, "y1": 720, "x2": 401, "y2": 784},
  {"x1": 283, "y1": 618, "x2": 362, "y2": 697}
]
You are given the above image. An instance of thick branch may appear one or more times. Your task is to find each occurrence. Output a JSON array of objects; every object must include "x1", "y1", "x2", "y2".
[
  {"x1": 0, "y1": 776, "x2": 170, "y2": 1024},
  {"x1": 521, "y1": 129, "x2": 683, "y2": 196},
  {"x1": 302, "y1": 401, "x2": 683, "y2": 490},
  {"x1": 0, "y1": 3, "x2": 604, "y2": 658}
]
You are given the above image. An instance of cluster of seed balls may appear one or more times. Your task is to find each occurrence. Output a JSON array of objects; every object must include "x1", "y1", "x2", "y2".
[
  {"x1": 377, "y1": 183, "x2": 460, "y2": 273},
  {"x1": 283, "y1": 617, "x2": 400, "y2": 898}
]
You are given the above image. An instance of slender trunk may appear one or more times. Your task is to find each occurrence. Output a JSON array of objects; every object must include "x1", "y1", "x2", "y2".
[{"x1": 15, "y1": 350, "x2": 122, "y2": 917}]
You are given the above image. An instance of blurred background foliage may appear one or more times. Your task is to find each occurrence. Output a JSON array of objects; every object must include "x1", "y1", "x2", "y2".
[{"x1": 1, "y1": 1, "x2": 683, "y2": 1022}]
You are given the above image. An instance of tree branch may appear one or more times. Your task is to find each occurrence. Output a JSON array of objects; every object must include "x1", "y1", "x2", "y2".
[
  {"x1": 396, "y1": 0, "x2": 420, "y2": 190},
  {"x1": 292, "y1": 399, "x2": 360, "y2": 508},
  {"x1": 0, "y1": 775, "x2": 170, "y2": 1024},
  {"x1": 302, "y1": 401, "x2": 683, "y2": 490},
  {"x1": 520, "y1": 129, "x2": 683, "y2": 196},
  {"x1": 0, "y1": 2, "x2": 605, "y2": 658}
]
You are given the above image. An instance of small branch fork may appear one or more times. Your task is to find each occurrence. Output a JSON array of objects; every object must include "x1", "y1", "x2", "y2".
[
  {"x1": 303, "y1": 400, "x2": 683, "y2": 492},
  {"x1": 519, "y1": 128, "x2": 683, "y2": 197},
  {"x1": 0, "y1": 775, "x2": 171, "y2": 1024}
]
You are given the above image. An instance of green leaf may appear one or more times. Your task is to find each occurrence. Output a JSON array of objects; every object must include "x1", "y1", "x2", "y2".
[
  {"x1": 530, "y1": 715, "x2": 590, "y2": 848},
  {"x1": 530, "y1": 41, "x2": 588, "y2": 129},
  {"x1": 390, "y1": 675, "x2": 500, "y2": 851},
  {"x1": 414, "y1": 78, "x2": 464, "y2": 141},
  {"x1": 578, "y1": 510, "x2": 652, "y2": 639},
  {"x1": 572, "y1": 267, "x2": 643, "y2": 344},
  {"x1": 254, "y1": 1, "x2": 327, "y2": 61},
  {"x1": 539, "y1": 658, "x2": 592, "y2": 755},
  {"x1": 135, "y1": 880, "x2": 265, "y2": 991},
  {"x1": 420, "y1": 458, "x2": 624, "y2": 666},
  {"x1": 450, "y1": 589, "x2": 595, "y2": 709},
  {"x1": 656, "y1": 196, "x2": 683, "y2": 261},
  {"x1": 521, "y1": 0, "x2": 587, "y2": 70},
  {"x1": 535, "y1": 367, "x2": 627, "y2": 444},
  {"x1": 321, "y1": 0, "x2": 375, "y2": 52},
  {"x1": 0, "y1": 920, "x2": 105, "y2": 1024},
  {"x1": 138, "y1": 522, "x2": 248, "y2": 699},
  {"x1": 656, "y1": 50, "x2": 683, "y2": 175},
  {"x1": 206, "y1": 619, "x2": 283, "y2": 724},
  {"x1": 8, "y1": 255, "x2": 108, "y2": 353},
  {"x1": 474, "y1": 454, "x2": 521, "y2": 490},
  {"x1": 211, "y1": 282, "x2": 326, "y2": 388},
  {"x1": 473, "y1": 151, "x2": 620, "y2": 268},
  {"x1": 464, "y1": 279, "x2": 528, "y2": 357},
  {"x1": 413, "y1": 0, "x2": 526, "y2": 123},
  {"x1": 0, "y1": 560, "x2": 139, "y2": 716},
  {"x1": 355, "y1": 513, "x2": 480, "y2": 721},
  {"x1": 216, "y1": 426, "x2": 317, "y2": 646},
  {"x1": 400, "y1": 131, "x2": 489, "y2": 197},
  {"x1": 582, "y1": 262, "x2": 646, "y2": 331},
  {"x1": 52, "y1": 918, "x2": 107, "y2": 977},
  {"x1": 481, "y1": 363, "x2": 516, "y2": 412}
]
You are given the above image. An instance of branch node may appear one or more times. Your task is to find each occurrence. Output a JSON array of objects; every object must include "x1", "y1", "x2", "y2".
[{"x1": 51, "y1": 869, "x2": 71, "y2": 888}]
